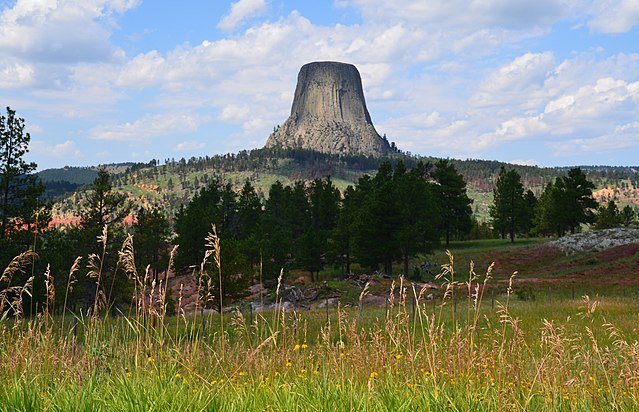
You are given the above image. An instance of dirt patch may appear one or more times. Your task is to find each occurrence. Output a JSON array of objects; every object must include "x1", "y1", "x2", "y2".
[{"x1": 487, "y1": 242, "x2": 639, "y2": 287}]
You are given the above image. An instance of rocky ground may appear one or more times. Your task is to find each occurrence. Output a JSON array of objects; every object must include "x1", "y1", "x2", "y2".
[
  {"x1": 162, "y1": 228, "x2": 639, "y2": 314},
  {"x1": 547, "y1": 227, "x2": 639, "y2": 255}
]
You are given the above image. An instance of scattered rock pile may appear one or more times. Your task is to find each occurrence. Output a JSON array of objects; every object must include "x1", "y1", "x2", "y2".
[{"x1": 548, "y1": 227, "x2": 639, "y2": 255}]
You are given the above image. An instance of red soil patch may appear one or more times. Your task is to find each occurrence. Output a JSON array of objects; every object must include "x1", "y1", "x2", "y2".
[
  {"x1": 48, "y1": 214, "x2": 135, "y2": 228},
  {"x1": 488, "y1": 242, "x2": 639, "y2": 287}
]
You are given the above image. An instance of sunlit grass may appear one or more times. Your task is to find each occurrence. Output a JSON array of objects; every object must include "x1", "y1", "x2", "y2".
[{"x1": 1, "y1": 231, "x2": 638, "y2": 411}]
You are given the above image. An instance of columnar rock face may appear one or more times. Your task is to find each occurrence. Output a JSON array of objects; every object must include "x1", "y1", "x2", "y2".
[{"x1": 265, "y1": 61, "x2": 390, "y2": 156}]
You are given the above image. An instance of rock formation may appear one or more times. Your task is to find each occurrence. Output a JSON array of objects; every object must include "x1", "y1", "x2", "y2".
[
  {"x1": 548, "y1": 227, "x2": 639, "y2": 255},
  {"x1": 265, "y1": 61, "x2": 391, "y2": 156}
]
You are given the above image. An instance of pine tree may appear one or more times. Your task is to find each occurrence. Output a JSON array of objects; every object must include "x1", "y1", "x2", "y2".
[
  {"x1": 133, "y1": 206, "x2": 171, "y2": 281},
  {"x1": 80, "y1": 169, "x2": 129, "y2": 232},
  {"x1": 562, "y1": 168, "x2": 598, "y2": 233},
  {"x1": 431, "y1": 159, "x2": 473, "y2": 246},
  {"x1": 76, "y1": 169, "x2": 131, "y2": 310},
  {"x1": 534, "y1": 169, "x2": 597, "y2": 237},
  {"x1": 236, "y1": 180, "x2": 263, "y2": 270},
  {"x1": 300, "y1": 177, "x2": 340, "y2": 281},
  {"x1": 620, "y1": 205, "x2": 636, "y2": 226},
  {"x1": 595, "y1": 201, "x2": 621, "y2": 229},
  {"x1": 490, "y1": 167, "x2": 525, "y2": 242},
  {"x1": 173, "y1": 180, "x2": 223, "y2": 272},
  {"x1": 0, "y1": 107, "x2": 47, "y2": 240}
]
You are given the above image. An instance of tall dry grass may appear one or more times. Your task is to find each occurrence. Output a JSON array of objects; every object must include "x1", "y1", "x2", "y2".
[{"x1": 0, "y1": 226, "x2": 637, "y2": 410}]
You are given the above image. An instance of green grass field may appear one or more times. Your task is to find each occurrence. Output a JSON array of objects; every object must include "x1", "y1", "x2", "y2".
[{"x1": 1, "y1": 242, "x2": 638, "y2": 411}]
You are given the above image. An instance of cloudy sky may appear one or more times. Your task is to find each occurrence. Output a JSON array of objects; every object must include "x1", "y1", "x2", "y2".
[{"x1": 1, "y1": 0, "x2": 638, "y2": 170}]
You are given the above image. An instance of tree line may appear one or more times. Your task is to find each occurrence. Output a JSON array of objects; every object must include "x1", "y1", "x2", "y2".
[
  {"x1": 490, "y1": 166, "x2": 636, "y2": 241},
  {"x1": 1, "y1": 107, "x2": 638, "y2": 316},
  {"x1": 171, "y1": 159, "x2": 473, "y2": 307}
]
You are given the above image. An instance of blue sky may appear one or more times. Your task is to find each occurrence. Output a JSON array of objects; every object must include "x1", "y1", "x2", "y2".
[{"x1": 1, "y1": 0, "x2": 638, "y2": 170}]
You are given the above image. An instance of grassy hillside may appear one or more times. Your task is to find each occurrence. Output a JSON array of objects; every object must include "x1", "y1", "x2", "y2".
[{"x1": 44, "y1": 148, "x2": 639, "y2": 221}]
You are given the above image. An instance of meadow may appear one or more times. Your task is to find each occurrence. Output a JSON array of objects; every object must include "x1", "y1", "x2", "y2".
[{"x1": 1, "y1": 238, "x2": 638, "y2": 411}]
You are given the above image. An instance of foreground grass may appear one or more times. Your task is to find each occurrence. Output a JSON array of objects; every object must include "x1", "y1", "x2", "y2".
[
  {"x1": 1, "y1": 293, "x2": 638, "y2": 410},
  {"x1": 1, "y1": 235, "x2": 638, "y2": 411}
]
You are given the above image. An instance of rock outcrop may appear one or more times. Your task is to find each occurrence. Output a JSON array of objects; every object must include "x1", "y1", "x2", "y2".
[
  {"x1": 547, "y1": 227, "x2": 639, "y2": 255},
  {"x1": 265, "y1": 61, "x2": 391, "y2": 156}
]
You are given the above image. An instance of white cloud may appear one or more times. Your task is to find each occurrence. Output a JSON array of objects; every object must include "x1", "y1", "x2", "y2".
[
  {"x1": 174, "y1": 140, "x2": 206, "y2": 152},
  {"x1": 0, "y1": 0, "x2": 139, "y2": 64},
  {"x1": 219, "y1": 105, "x2": 251, "y2": 122},
  {"x1": 551, "y1": 121, "x2": 639, "y2": 156},
  {"x1": 91, "y1": 112, "x2": 206, "y2": 141},
  {"x1": 218, "y1": 0, "x2": 267, "y2": 32},
  {"x1": 477, "y1": 116, "x2": 550, "y2": 148},
  {"x1": 473, "y1": 52, "x2": 555, "y2": 109},
  {"x1": 4, "y1": 0, "x2": 639, "y2": 168},
  {"x1": 587, "y1": 0, "x2": 639, "y2": 33},
  {"x1": 0, "y1": 61, "x2": 35, "y2": 88},
  {"x1": 543, "y1": 77, "x2": 639, "y2": 133},
  {"x1": 30, "y1": 139, "x2": 83, "y2": 158}
]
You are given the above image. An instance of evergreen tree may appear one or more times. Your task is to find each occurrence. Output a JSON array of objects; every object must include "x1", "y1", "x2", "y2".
[
  {"x1": 209, "y1": 237, "x2": 251, "y2": 310},
  {"x1": 236, "y1": 180, "x2": 263, "y2": 270},
  {"x1": 351, "y1": 162, "x2": 399, "y2": 275},
  {"x1": 173, "y1": 180, "x2": 223, "y2": 272},
  {"x1": 286, "y1": 181, "x2": 312, "y2": 272},
  {"x1": 562, "y1": 168, "x2": 598, "y2": 233},
  {"x1": 333, "y1": 186, "x2": 355, "y2": 275},
  {"x1": 80, "y1": 169, "x2": 129, "y2": 232},
  {"x1": 431, "y1": 159, "x2": 473, "y2": 245},
  {"x1": 534, "y1": 169, "x2": 597, "y2": 237},
  {"x1": 0, "y1": 107, "x2": 47, "y2": 240},
  {"x1": 260, "y1": 181, "x2": 292, "y2": 278},
  {"x1": 350, "y1": 161, "x2": 440, "y2": 276},
  {"x1": 300, "y1": 177, "x2": 340, "y2": 281},
  {"x1": 534, "y1": 181, "x2": 563, "y2": 237},
  {"x1": 620, "y1": 205, "x2": 636, "y2": 226},
  {"x1": 395, "y1": 161, "x2": 440, "y2": 276},
  {"x1": 521, "y1": 190, "x2": 538, "y2": 236},
  {"x1": 490, "y1": 167, "x2": 525, "y2": 242},
  {"x1": 77, "y1": 169, "x2": 131, "y2": 311},
  {"x1": 133, "y1": 206, "x2": 171, "y2": 281},
  {"x1": 595, "y1": 201, "x2": 621, "y2": 229}
]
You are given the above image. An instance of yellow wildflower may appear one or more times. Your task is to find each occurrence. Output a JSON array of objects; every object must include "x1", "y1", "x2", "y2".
[
  {"x1": 294, "y1": 344, "x2": 301, "y2": 351},
  {"x1": 301, "y1": 342, "x2": 308, "y2": 349},
  {"x1": 147, "y1": 356, "x2": 154, "y2": 363},
  {"x1": 394, "y1": 353, "x2": 403, "y2": 360},
  {"x1": 369, "y1": 371, "x2": 378, "y2": 379}
]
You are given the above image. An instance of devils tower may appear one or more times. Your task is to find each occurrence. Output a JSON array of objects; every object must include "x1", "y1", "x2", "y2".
[{"x1": 265, "y1": 61, "x2": 391, "y2": 156}]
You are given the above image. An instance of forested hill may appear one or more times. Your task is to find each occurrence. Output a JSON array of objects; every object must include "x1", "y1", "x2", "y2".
[
  {"x1": 37, "y1": 164, "x2": 134, "y2": 200},
  {"x1": 43, "y1": 148, "x2": 639, "y2": 221}
]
